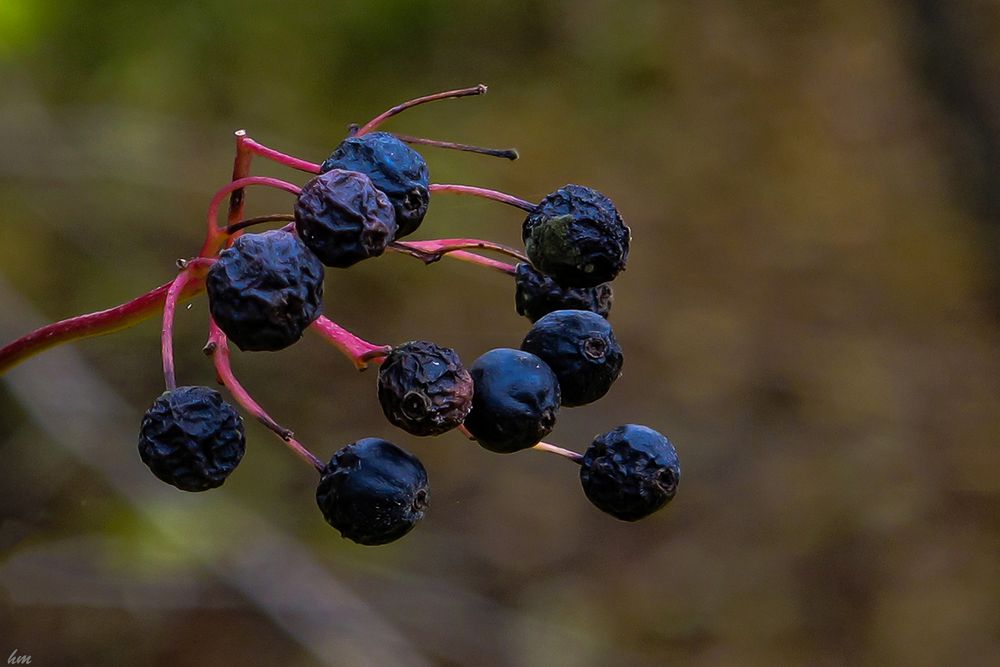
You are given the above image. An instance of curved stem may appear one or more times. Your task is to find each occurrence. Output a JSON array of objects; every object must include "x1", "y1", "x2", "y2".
[
  {"x1": 224, "y1": 213, "x2": 296, "y2": 236},
  {"x1": 355, "y1": 84, "x2": 488, "y2": 136},
  {"x1": 239, "y1": 134, "x2": 322, "y2": 174},
  {"x1": 207, "y1": 321, "x2": 324, "y2": 472},
  {"x1": 388, "y1": 245, "x2": 516, "y2": 275},
  {"x1": 532, "y1": 441, "x2": 584, "y2": 464},
  {"x1": 429, "y1": 183, "x2": 536, "y2": 212},
  {"x1": 309, "y1": 316, "x2": 391, "y2": 370},
  {"x1": 200, "y1": 176, "x2": 302, "y2": 257},
  {"x1": 390, "y1": 238, "x2": 528, "y2": 263},
  {"x1": 161, "y1": 259, "x2": 214, "y2": 391},
  {"x1": 392, "y1": 133, "x2": 518, "y2": 160},
  {"x1": 0, "y1": 277, "x2": 206, "y2": 375}
]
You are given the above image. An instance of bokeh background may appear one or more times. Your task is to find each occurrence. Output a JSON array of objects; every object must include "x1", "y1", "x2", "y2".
[{"x1": 2, "y1": 1, "x2": 999, "y2": 665}]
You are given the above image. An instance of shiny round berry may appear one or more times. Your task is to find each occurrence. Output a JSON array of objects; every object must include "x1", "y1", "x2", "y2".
[
  {"x1": 138, "y1": 386, "x2": 246, "y2": 492},
  {"x1": 377, "y1": 341, "x2": 474, "y2": 437},
  {"x1": 321, "y1": 132, "x2": 430, "y2": 238},
  {"x1": 580, "y1": 424, "x2": 680, "y2": 521},
  {"x1": 294, "y1": 169, "x2": 397, "y2": 268},
  {"x1": 464, "y1": 348, "x2": 560, "y2": 453},
  {"x1": 514, "y1": 262, "x2": 613, "y2": 323},
  {"x1": 206, "y1": 230, "x2": 324, "y2": 352},
  {"x1": 316, "y1": 438, "x2": 429, "y2": 546},
  {"x1": 522, "y1": 184, "x2": 630, "y2": 287},
  {"x1": 520, "y1": 309, "x2": 623, "y2": 407}
]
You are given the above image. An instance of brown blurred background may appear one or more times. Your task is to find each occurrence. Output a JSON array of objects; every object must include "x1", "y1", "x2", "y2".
[{"x1": 1, "y1": 1, "x2": 999, "y2": 665}]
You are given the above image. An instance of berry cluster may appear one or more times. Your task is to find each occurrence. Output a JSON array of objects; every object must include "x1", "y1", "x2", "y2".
[{"x1": 0, "y1": 85, "x2": 681, "y2": 546}]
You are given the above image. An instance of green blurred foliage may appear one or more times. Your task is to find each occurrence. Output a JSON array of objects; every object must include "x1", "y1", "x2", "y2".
[{"x1": 2, "y1": 1, "x2": 1000, "y2": 665}]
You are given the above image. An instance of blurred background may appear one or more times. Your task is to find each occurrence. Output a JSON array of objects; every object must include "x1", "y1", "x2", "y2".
[{"x1": 1, "y1": 1, "x2": 999, "y2": 665}]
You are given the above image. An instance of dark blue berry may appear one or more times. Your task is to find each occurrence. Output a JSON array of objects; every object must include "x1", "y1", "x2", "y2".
[
  {"x1": 138, "y1": 386, "x2": 246, "y2": 492},
  {"x1": 377, "y1": 340, "x2": 473, "y2": 437},
  {"x1": 522, "y1": 185, "x2": 630, "y2": 287},
  {"x1": 463, "y1": 348, "x2": 560, "y2": 453},
  {"x1": 206, "y1": 230, "x2": 324, "y2": 351},
  {"x1": 520, "y1": 309, "x2": 623, "y2": 407},
  {"x1": 580, "y1": 424, "x2": 679, "y2": 521},
  {"x1": 316, "y1": 438, "x2": 429, "y2": 546},
  {"x1": 514, "y1": 262, "x2": 613, "y2": 323},
  {"x1": 321, "y1": 132, "x2": 430, "y2": 238}
]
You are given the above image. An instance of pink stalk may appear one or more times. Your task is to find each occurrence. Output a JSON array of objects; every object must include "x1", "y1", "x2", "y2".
[
  {"x1": 532, "y1": 441, "x2": 584, "y2": 464},
  {"x1": 429, "y1": 183, "x2": 536, "y2": 212},
  {"x1": 391, "y1": 238, "x2": 527, "y2": 263},
  {"x1": 309, "y1": 316, "x2": 391, "y2": 370},
  {"x1": 388, "y1": 244, "x2": 517, "y2": 275},
  {"x1": 207, "y1": 321, "x2": 324, "y2": 472},
  {"x1": 224, "y1": 214, "x2": 296, "y2": 236},
  {"x1": 161, "y1": 259, "x2": 215, "y2": 391},
  {"x1": 355, "y1": 84, "x2": 488, "y2": 136},
  {"x1": 239, "y1": 133, "x2": 322, "y2": 173},
  {"x1": 200, "y1": 176, "x2": 302, "y2": 256},
  {"x1": 0, "y1": 277, "x2": 206, "y2": 375}
]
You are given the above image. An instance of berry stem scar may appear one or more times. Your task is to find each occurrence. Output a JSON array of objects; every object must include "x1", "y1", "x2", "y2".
[
  {"x1": 207, "y1": 320, "x2": 324, "y2": 472},
  {"x1": 162, "y1": 258, "x2": 215, "y2": 391},
  {"x1": 309, "y1": 316, "x2": 392, "y2": 370},
  {"x1": 355, "y1": 84, "x2": 488, "y2": 136},
  {"x1": 428, "y1": 183, "x2": 536, "y2": 211}
]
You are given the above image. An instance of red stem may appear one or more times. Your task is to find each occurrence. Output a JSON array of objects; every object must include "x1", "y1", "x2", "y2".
[
  {"x1": 355, "y1": 84, "x2": 488, "y2": 136},
  {"x1": 240, "y1": 134, "x2": 322, "y2": 174},
  {"x1": 207, "y1": 321, "x2": 324, "y2": 472},
  {"x1": 200, "y1": 176, "x2": 302, "y2": 256},
  {"x1": 388, "y1": 244, "x2": 517, "y2": 275},
  {"x1": 429, "y1": 183, "x2": 536, "y2": 211},
  {"x1": 0, "y1": 277, "x2": 206, "y2": 375},
  {"x1": 161, "y1": 259, "x2": 214, "y2": 391},
  {"x1": 309, "y1": 316, "x2": 391, "y2": 370},
  {"x1": 532, "y1": 441, "x2": 584, "y2": 464},
  {"x1": 390, "y1": 238, "x2": 528, "y2": 263}
]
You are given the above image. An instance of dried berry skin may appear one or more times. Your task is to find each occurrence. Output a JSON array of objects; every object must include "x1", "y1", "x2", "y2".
[
  {"x1": 580, "y1": 424, "x2": 680, "y2": 521},
  {"x1": 316, "y1": 438, "x2": 429, "y2": 546},
  {"x1": 522, "y1": 185, "x2": 630, "y2": 288},
  {"x1": 520, "y1": 309, "x2": 623, "y2": 407},
  {"x1": 514, "y1": 262, "x2": 613, "y2": 323},
  {"x1": 321, "y1": 132, "x2": 430, "y2": 238},
  {"x1": 464, "y1": 348, "x2": 561, "y2": 453},
  {"x1": 207, "y1": 230, "x2": 324, "y2": 351},
  {"x1": 377, "y1": 340, "x2": 474, "y2": 437},
  {"x1": 294, "y1": 169, "x2": 397, "y2": 268},
  {"x1": 138, "y1": 386, "x2": 246, "y2": 492}
]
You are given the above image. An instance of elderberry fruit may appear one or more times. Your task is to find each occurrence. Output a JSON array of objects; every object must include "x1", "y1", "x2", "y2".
[
  {"x1": 321, "y1": 132, "x2": 430, "y2": 238},
  {"x1": 377, "y1": 340, "x2": 474, "y2": 437},
  {"x1": 316, "y1": 438, "x2": 429, "y2": 546},
  {"x1": 514, "y1": 262, "x2": 613, "y2": 323},
  {"x1": 580, "y1": 424, "x2": 680, "y2": 521},
  {"x1": 522, "y1": 185, "x2": 630, "y2": 288},
  {"x1": 206, "y1": 230, "x2": 324, "y2": 351},
  {"x1": 294, "y1": 169, "x2": 397, "y2": 268},
  {"x1": 464, "y1": 348, "x2": 560, "y2": 453},
  {"x1": 520, "y1": 309, "x2": 623, "y2": 407},
  {"x1": 138, "y1": 386, "x2": 246, "y2": 492}
]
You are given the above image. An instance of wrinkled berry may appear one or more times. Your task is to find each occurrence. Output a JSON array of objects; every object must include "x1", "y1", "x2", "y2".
[
  {"x1": 316, "y1": 438, "x2": 429, "y2": 546},
  {"x1": 295, "y1": 169, "x2": 397, "y2": 268},
  {"x1": 514, "y1": 262, "x2": 613, "y2": 323},
  {"x1": 522, "y1": 184, "x2": 630, "y2": 287},
  {"x1": 377, "y1": 340, "x2": 474, "y2": 437},
  {"x1": 321, "y1": 132, "x2": 430, "y2": 238},
  {"x1": 520, "y1": 309, "x2": 623, "y2": 407},
  {"x1": 138, "y1": 386, "x2": 246, "y2": 492},
  {"x1": 464, "y1": 348, "x2": 560, "y2": 453},
  {"x1": 580, "y1": 424, "x2": 680, "y2": 521},
  {"x1": 207, "y1": 230, "x2": 324, "y2": 351}
]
